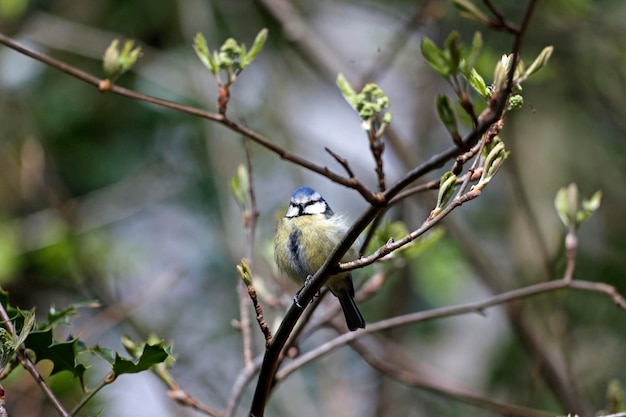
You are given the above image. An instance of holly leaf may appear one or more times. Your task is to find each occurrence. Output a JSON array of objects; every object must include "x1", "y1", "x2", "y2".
[
  {"x1": 44, "y1": 300, "x2": 100, "y2": 330},
  {"x1": 25, "y1": 328, "x2": 86, "y2": 379},
  {"x1": 111, "y1": 341, "x2": 170, "y2": 376}
]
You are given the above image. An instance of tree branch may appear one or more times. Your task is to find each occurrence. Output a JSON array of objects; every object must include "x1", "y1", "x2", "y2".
[
  {"x1": 0, "y1": 32, "x2": 381, "y2": 204},
  {"x1": 275, "y1": 278, "x2": 626, "y2": 381}
]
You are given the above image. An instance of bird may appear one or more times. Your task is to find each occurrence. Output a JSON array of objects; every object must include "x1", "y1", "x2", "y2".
[{"x1": 274, "y1": 186, "x2": 366, "y2": 331}]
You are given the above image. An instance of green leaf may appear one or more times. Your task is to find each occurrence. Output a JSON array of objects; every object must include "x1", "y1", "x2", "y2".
[
  {"x1": 582, "y1": 190, "x2": 602, "y2": 213},
  {"x1": 366, "y1": 221, "x2": 409, "y2": 256},
  {"x1": 92, "y1": 344, "x2": 116, "y2": 365},
  {"x1": 0, "y1": 289, "x2": 24, "y2": 341},
  {"x1": 118, "y1": 40, "x2": 142, "y2": 73},
  {"x1": 421, "y1": 37, "x2": 450, "y2": 78},
  {"x1": 522, "y1": 45, "x2": 554, "y2": 81},
  {"x1": 237, "y1": 258, "x2": 253, "y2": 286},
  {"x1": 467, "y1": 68, "x2": 489, "y2": 99},
  {"x1": 339, "y1": 78, "x2": 391, "y2": 127},
  {"x1": 444, "y1": 31, "x2": 461, "y2": 75},
  {"x1": 219, "y1": 38, "x2": 242, "y2": 71},
  {"x1": 44, "y1": 300, "x2": 100, "y2": 330},
  {"x1": 102, "y1": 39, "x2": 120, "y2": 79},
  {"x1": 239, "y1": 43, "x2": 248, "y2": 67},
  {"x1": 430, "y1": 172, "x2": 458, "y2": 218},
  {"x1": 436, "y1": 94, "x2": 460, "y2": 140},
  {"x1": 476, "y1": 139, "x2": 508, "y2": 190},
  {"x1": 0, "y1": 328, "x2": 13, "y2": 367},
  {"x1": 555, "y1": 184, "x2": 601, "y2": 230},
  {"x1": 14, "y1": 308, "x2": 35, "y2": 349},
  {"x1": 337, "y1": 73, "x2": 358, "y2": 109},
  {"x1": 555, "y1": 183, "x2": 578, "y2": 228},
  {"x1": 0, "y1": 294, "x2": 35, "y2": 366},
  {"x1": 577, "y1": 190, "x2": 602, "y2": 225},
  {"x1": 112, "y1": 341, "x2": 170, "y2": 376},
  {"x1": 102, "y1": 39, "x2": 141, "y2": 81},
  {"x1": 244, "y1": 28, "x2": 268, "y2": 66},
  {"x1": 356, "y1": 83, "x2": 390, "y2": 120},
  {"x1": 229, "y1": 164, "x2": 250, "y2": 212},
  {"x1": 25, "y1": 329, "x2": 86, "y2": 378},
  {"x1": 193, "y1": 33, "x2": 218, "y2": 75},
  {"x1": 437, "y1": 172, "x2": 458, "y2": 209},
  {"x1": 467, "y1": 31, "x2": 483, "y2": 72}
]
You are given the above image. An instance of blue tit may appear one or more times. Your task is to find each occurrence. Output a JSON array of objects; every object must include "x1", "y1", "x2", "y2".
[{"x1": 274, "y1": 186, "x2": 365, "y2": 331}]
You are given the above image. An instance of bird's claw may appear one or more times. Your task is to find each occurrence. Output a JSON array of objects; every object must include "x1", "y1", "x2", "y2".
[
  {"x1": 293, "y1": 275, "x2": 320, "y2": 307},
  {"x1": 293, "y1": 292, "x2": 303, "y2": 308}
]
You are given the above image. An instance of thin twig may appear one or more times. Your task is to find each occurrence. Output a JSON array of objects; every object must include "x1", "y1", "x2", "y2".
[
  {"x1": 483, "y1": 0, "x2": 521, "y2": 34},
  {"x1": 342, "y1": 189, "x2": 481, "y2": 272},
  {"x1": 69, "y1": 374, "x2": 114, "y2": 417},
  {"x1": 167, "y1": 389, "x2": 222, "y2": 417},
  {"x1": 223, "y1": 356, "x2": 263, "y2": 417},
  {"x1": 151, "y1": 356, "x2": 221, "y2": 417},
  {"x1": 238, "y1": 141, "x2": 259, "y2": 366},
  {"x1": 275, "y1": 278, "x2": 626, "y2": 381},
  {"x1": 245, "y1": 280, "x2": 273, "y2": 348},
  {"x1": 563, "y1": 227, "x2": 577, "y2": 282},
  {"x1": 369, "y1": 128, "x2": 387, "y2": 192},
  {"x1": 237, "y1": 278, "x2": 254, "y2": 365},
  {"x1": 324, "y1": 147, "x2": 355, "y2": 178},
  {"x1": 0, "y1": 302, "x2": 70, "y2": 417}
]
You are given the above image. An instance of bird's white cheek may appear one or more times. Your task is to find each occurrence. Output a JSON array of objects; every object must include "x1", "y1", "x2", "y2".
[{"x1": 302, "y1": 201, "x2": 328, "y2": 215}]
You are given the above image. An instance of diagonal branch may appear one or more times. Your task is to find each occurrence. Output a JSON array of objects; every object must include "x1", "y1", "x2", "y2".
[{"x1": 248, "y1": 1, "x2": 539, "y2": 414}]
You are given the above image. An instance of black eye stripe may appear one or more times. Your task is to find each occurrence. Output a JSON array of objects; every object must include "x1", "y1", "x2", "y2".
[{"x1": 286, "y1": 197, "x2": 334, "y2": 217}]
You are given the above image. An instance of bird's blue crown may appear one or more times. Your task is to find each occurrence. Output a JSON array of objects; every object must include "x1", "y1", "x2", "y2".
[{"x1": 292, "y1": 186, "x2": 317, "y2": 199}]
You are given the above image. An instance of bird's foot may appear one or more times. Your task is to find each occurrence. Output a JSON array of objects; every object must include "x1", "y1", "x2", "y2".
[
  {"x1": 305, "y1": 275, "x2": 321, "y2": 299},
  {"x1": 293, "y1": 275, "x2": 320, "y2": 307},
  {"x1": 293, "y1": 291, "x2": 303, "y2": 308}
]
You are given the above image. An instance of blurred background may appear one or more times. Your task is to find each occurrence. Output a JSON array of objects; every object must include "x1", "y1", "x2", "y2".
[{"x1": 0, "y1": 0, "x2": 625, "y2": 416}]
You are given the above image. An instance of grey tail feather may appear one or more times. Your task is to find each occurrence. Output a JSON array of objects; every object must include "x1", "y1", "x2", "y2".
[{"x1": 337, "y1": 294, "x2": 366, "y2": 331}]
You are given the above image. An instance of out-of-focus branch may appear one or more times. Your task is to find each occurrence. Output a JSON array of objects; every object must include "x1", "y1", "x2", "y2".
[
  {"x1": 356, "y1": 0, "x2": 439, "y2": 87},
  {"x1": 167, "y1": 388, "x2": 222, "y2": 417},
  {"x1": 238, "y1": 142, "x2": 259, "y2": 365},
  {"x1": 223, "y1": 356, "x2": 263, "y2": 417},
  {"x1": 483, "y1": 0, "x2": 521, "y2": 34},
  {"x1": 349, "y1": 333, "x2": 553, "y2": 417}
]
